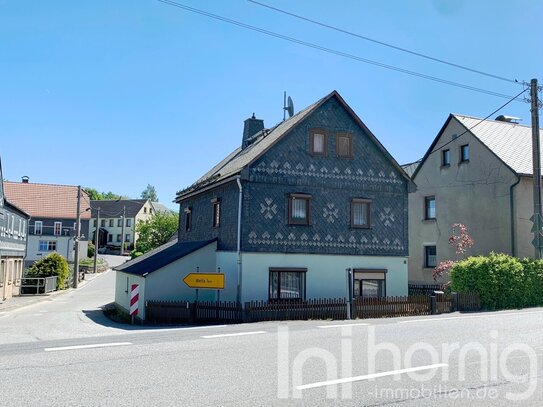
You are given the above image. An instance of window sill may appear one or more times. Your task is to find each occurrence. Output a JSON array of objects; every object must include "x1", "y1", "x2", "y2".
[
  {"x1": 423, "y1": 218, "x2": 436, "y2": 222},
  {"x1": 440, "y1": 164, "x2": 450, "y2": 169},
  {"x1": 459, "y1": 160, "x2": 470, "y2": 164},
  {"x1": 351, "y1": 225, "x2": 372, "y2": 230},
  {"x1": 288, "y1": 223, "x2": 312, "y2": 227}
]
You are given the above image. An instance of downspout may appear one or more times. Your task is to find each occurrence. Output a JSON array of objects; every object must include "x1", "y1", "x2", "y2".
[
  {"x1": 510, "y1": 176, "x2": 521, "y2": 257},
  {"x1": 236, "y1": 176, "x2": 243, "y2": 304}
]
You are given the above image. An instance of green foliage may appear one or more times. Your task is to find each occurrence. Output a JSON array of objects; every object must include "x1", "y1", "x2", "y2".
[
  {"x1": 27, "y1": 253, "x2": 69, "y2": 290},
  {"x1": 141, "y1": 184, "x2": 158, "y2": 202},
  {"x1": 87, "y1": 241, "x2": 95, "y2": 258},
  {"x1": 134, "y1": 211, "x2": 178, "y2": 254},
  {"x1": 131, "y1": 251, "x2": 143, "y2": 259},
  {"x1": 450, "y1": 252, "x2": 543, "y2": 310},
  {"x1": 84, "y1": 187, "x2": 126, "y2": 201}
]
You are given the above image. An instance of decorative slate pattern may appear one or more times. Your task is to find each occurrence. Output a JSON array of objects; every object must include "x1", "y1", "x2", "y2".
[{"x1": 242, "y1": 96, "x2": 409, "y2": 256}]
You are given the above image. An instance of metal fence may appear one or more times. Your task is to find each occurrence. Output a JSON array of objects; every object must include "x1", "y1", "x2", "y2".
[{"x1": 20, "y1": 276, "x2": 58, "y2": 294}]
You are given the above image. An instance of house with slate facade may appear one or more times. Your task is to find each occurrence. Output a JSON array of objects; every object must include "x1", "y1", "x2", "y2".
[
  {"x1": 0, "y1": 159, "x2": 29, "y2": 301},
  {"x1": 115, "y1": 91, "x2": 414, "y2": 319}
]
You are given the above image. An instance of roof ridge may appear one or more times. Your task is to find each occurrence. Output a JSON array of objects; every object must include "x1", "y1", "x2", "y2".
[
  {"x1": 452, "y1": 113, "x2": 535, "y2": 130},
  {"x1": 4, "y1": 180, "x2": 84, "y2": 189}
]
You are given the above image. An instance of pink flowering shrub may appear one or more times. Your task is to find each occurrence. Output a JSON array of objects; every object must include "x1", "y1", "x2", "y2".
[{"x1": 433, "y1": 223, "x2": 474, "y2": 281}]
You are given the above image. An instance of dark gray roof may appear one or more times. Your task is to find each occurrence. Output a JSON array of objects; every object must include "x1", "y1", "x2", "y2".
[
  {"x1": 114, "y1": 238, "x2": 217, "y2": 276},
  {"x1": 176, "y1": 90, "x2": 414, "y2": 201},
  {"x1": 90, "y1": 199, "x2": 148, "y2": 218},
  {"x1": 151, "y1": 201, "x2": 171, "y2": 214},
  {"x1": 401, "y1": 160, "x2": 421, "y2": 178}
]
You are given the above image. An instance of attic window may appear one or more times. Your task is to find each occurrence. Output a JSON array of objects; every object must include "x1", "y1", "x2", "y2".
[
  {"x1": 309, "y1": 129, "x2": 327, "y2": 156},
  {"x1": 460, "y1": 144, "x2": 470, "y2": 163},
  {"x1": 336, "y1": 133, "x2": 353, "y2": 158}
]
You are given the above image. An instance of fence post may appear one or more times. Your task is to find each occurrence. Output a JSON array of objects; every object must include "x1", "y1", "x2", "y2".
[
  {"x1": 452, "y1": 292, "x2": 459, "y2": 312},
  {"x1": 430, "y1": 295, "x2": 437, "y2": 315},
  {"x1": 190, "y1": 302, "x2": 197, "y2": 323},
  {"x1": 243, "y1": 302, "x2": 251, "y2": 323}
]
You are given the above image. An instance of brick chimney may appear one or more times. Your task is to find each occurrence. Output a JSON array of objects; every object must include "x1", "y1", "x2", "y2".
[
  {"x1": 21, "y1": 176, "x2": 29, "y2": 183},
  {"x1": 242, "y1": 113, "x2": 264, "y2": 149}
]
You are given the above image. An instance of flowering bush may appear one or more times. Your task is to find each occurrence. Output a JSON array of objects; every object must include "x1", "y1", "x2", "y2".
[{"x1": 433, "y1": 223, "x2": 474, "y2": 281}]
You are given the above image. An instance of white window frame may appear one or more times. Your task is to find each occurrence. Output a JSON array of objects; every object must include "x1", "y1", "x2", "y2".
[
  {"x1": 54, "y1": 222, "x2": 62, "y2": 236},
  {"x1": 34, "y1": 221, "x2": 43, "y2": 235}
]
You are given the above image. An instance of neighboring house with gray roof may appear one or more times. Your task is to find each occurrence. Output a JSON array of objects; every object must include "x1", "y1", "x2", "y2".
[
  {"x1": 114, "y1": 90, "x2": 415, "y2": 319},
  {"x1": 88, "y1": 198, "x2": 154, "y2": 252},
  {"x1": 409, "y1": 113, "x2": 542, "y2": 284}
]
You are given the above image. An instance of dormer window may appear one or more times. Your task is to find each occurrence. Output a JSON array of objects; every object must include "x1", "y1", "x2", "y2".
[{"x1": 309, "y1": 129, "x2": 327, "y2": 156}]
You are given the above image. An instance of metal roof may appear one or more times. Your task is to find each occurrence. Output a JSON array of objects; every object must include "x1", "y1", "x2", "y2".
[
  {"x1": 114, "y1": 238, "x2": 216, "y2": 276},
  {"x1": 453, "y1": 114, "x2": 540, "y2": 176},
  {"x1": 401, "y1": 160, "x2": 421, "y2": 178}
]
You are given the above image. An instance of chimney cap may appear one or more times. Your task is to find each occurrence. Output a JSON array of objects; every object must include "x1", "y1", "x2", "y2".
[{"x1": 21, "y1": 176, "x2": 29, "y2": 183}]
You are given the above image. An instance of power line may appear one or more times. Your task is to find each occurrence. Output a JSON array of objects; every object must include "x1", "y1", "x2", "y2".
[
  {"x1": 429, "y1": 87, "x2": 529, "y2": 155},
  {"x1": 157, "y1": 0, "x2": 523, "y2": 101},
  {"x1": 248, "y1": 0, "x2": 521, "y2": 86}
]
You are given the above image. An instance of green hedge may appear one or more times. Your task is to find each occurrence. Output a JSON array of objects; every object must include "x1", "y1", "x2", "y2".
[
  {"x1": 26, "y1": 253, "x2": 69, "y2": 290},
  {"x1": 450, "y1": 252, "x2": 543, "y2": 310}
]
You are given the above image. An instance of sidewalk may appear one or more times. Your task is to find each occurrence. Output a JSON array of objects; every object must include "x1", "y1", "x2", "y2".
[{"x1": 0, "y1": 271, "x2": 107, "y2": 313}]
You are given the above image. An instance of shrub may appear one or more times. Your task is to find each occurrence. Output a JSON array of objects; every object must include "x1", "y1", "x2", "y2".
[
  {"x1": 131, "y1": 251, "x2": 143, "y2": 259},
  {"x1": 87, "y1": 241, "x2": 95, "y2": 258},
  {"x1": 450, "y1": 252, "x2": 543, "y2": 310},
  {"x1": 27, "y1": 253, "x2": 69, "y2": 290}
]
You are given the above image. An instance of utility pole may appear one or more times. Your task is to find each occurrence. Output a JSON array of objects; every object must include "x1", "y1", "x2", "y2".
[
  {"x1": 120, "y1": 205, "x2": 126, "y2": 255},
  {"x1": 93, "y1": 207, "x2": 100, "y2": 273},
  {"x1": 531, "y1": 78, "x2": 542, "y2": 259},
  {"x1": 73, "y1": 186, "x2": 82, "y2": 288}
]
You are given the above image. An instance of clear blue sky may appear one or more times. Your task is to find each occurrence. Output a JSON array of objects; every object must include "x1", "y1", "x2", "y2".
[{"x1": 1, "y1": 0, "x2": 541, "y2": 209}]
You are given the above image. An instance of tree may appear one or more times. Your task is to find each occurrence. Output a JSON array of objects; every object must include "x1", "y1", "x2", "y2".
[
  {"x1": 134, "y1": 211, "x2": 178, "y2": 254},
  {"x1": 141, "y1": 184, "x2": 158, "y2": 202},
  {"x1": 84, "y1": 188, "x2": 125, "y2": 201}
]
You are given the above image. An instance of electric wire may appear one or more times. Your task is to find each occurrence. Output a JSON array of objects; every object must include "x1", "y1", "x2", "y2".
[
  {"x1": 428, "y1": 87, "x2": 529, "y2": 156},
  {"x1": 248, "y1": 0, "x2": 521, "y2": 86},
  {"x1": 157, "y1": 0, "x2": 523, "y2": 101}
]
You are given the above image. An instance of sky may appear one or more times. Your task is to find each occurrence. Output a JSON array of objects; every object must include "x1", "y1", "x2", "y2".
[{"x1": 1, "y1": 0, "x2": 542, "y2": 209}]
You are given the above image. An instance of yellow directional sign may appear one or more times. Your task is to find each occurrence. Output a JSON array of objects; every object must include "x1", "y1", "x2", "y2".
[{"x1": 183, "y1": 273, "x2": 225, "y2": 289}]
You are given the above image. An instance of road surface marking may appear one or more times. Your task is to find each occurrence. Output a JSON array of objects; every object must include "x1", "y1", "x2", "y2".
[
  {"x1": 201, "y1": 331, "x2": 266, "y2": 339},
  {"x1": 317, "y1": 323, "x2": 369, "y2": 329},
  {"x1": 128, "y1": 325, "x2": 228, "y2": 334},
  {"x1": 399, "y1": 310, "x2": 543, "y2": 324},
  {"x1": 44, "y1": 342, "x2": 132, "y2": 352},
  {"x1": 297, "y1": 363, "x2": 448, "y2": 390}
]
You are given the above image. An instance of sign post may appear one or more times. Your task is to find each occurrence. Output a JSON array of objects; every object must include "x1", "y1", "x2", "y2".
[{"x1": 130, "y1": 284, "x2": 139, "y2": 325}]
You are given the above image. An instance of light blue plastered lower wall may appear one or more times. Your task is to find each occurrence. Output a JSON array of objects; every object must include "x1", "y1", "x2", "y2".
[{"x1": 240, "y1": 252, "x2": 408, "y2": 303}]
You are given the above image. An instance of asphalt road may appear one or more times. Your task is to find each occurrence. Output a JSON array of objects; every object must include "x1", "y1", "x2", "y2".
[{"x1": 1, "y1": 258, "x2": 543, "y2": 406}]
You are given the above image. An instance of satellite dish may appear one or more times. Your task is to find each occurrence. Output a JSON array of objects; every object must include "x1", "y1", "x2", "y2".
[
  {"x1": 283, "y1": 91, "x2": 295, "y2": 120},
  {"x1": 287, "y1": 96, "x2": 294, "y2": 118}
]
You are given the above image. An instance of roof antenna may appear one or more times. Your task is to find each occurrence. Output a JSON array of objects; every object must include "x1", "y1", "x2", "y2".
[{"x1": 283, "y1": 91, "x2": 294, "y2": 121}]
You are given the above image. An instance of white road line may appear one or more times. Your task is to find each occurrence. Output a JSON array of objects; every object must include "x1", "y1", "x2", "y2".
[
  {"x1": 44, "y1": 342, "x2": 132, "y2": 352},
  {"x1": 201, "y1": 331, "x2": 266, "y2": 339},
  {"x1": 399, "y1": 310, "x2": 543, "y2": 324},
  {"x1": 128, "y1": 325, "x2": 228, "y2": 334},
  {"x1": 297, "y1": 363, "x2": 448, "y2": 390},
  {"x1": 317, "y1": 323, "x2": 369, "y2": 329}
]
